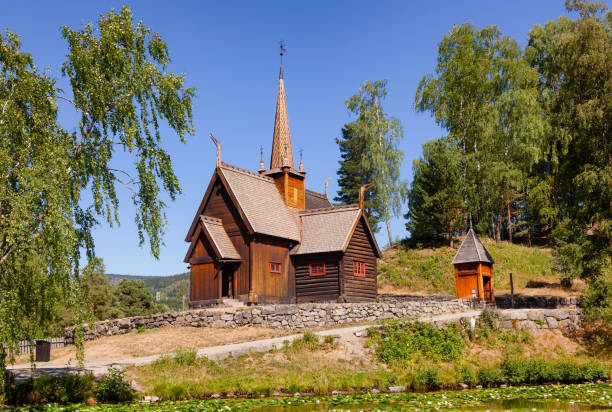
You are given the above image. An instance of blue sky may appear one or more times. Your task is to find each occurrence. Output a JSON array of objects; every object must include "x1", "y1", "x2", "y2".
[{"x1": 3, "y1": 1, "x2": 572, "y2": 276}]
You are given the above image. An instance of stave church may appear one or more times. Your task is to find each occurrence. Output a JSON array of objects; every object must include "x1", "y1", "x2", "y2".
[{"x1": 184, "y1": 59, "x2": 381, "y2": 307}]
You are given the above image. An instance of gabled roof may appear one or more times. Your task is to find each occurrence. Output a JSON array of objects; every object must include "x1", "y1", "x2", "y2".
[
  {"x1": 291, "y1": 205, "x2": 381, "y2": 257},
  {"x1": 305, "y1": 189, "x2": 332, "y2": 210},
  {"x1": 452, "y1": 229, "x2": 494, "y2": 265},
  {"x1": 185, "y1": 163, "x2": 301, "y2": 243},
  {"x1": 200, "y1": 216, "x2": 241, "y2": 260}
]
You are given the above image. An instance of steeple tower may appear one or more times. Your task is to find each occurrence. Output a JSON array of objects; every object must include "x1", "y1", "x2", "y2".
[{"x1": 270, "y1": 42, "x2": 294, "y2": 169}]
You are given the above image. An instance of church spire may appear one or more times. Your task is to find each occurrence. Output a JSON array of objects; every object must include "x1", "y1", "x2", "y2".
[{"x1": 270, "y1": 42, "x2": 294, "y2": 169}]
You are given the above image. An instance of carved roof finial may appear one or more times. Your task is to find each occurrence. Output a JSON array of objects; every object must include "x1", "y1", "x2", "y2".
[
  {"x1": 298, "y1": 148, "x2": 304, "y2": 172},
  {"x1": 210, "y1": 132, "x2": 221, "y2": 168},
  {"x1": 325, "y1": 178, "x2": 332, "y2": 200},
  {"x1": 259, "y1": 146, "x2": 265, "y2": 172},
  {"x1": 359, "y1": 183, "x2": 374, "y2": 210}
]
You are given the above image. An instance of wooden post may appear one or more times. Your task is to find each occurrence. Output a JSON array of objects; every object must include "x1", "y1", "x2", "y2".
[
  {"x1": 477, "y1": 263, "x2": 485, "y2": 301},
  {"x1": 510, "y1": 272, "x2": 514, "y2": 308}
]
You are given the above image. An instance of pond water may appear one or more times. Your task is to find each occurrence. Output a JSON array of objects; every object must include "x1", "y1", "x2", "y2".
[
  {"x1": 256, "y1": 399, "x2": 608, "y2": 412},
  {"x1": 13, "y1": 383, "x2": 612, "y2": 411}
]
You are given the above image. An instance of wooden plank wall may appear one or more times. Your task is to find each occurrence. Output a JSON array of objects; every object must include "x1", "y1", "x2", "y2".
[
  {"x1": 190, "y1": 262, "x2": 219, "y2": 302},
  {"x1": 293, "y1": 253, "x2": 341, "y2": 303},
  {"x1": 251, "y1": 236, "x2": 294, "y2": 303},
  {"x1": 201, "y1": 179, "x2": 250, "y2": 297},
  {"x1": 340, "y1": 217, "x2": 378, "y2": 302}
]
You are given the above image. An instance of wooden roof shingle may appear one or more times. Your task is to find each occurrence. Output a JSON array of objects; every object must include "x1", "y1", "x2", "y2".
[
  {"x1": 452, "y1": 229, "x2": 494, "y2": 265},
  {"x1": 200, "y1": 216, "x2": 241, "y2": 260},
  {"x1": 219, "y1": 164, "x2": 301, "y2": 242}
]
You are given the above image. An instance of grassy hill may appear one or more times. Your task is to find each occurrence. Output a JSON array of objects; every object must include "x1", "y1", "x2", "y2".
[
  {"x1": 378, "y1": 238, "x2": 569, "y2": 296},
  {"x1": 106, "y1": 273, "x2": 189, "y2": 311}
]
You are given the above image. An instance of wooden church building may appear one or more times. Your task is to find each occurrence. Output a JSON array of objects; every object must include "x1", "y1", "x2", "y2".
[{"x1": 184, "y1": 64, "x2": 381, "y2": 307}]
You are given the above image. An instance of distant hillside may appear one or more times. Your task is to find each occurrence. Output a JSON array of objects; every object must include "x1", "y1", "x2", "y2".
[
  {"x1": 378, "y1": 238, "x2": 562, "y2": 296},
  {"x1": 106, "y1": 272, "x2": 189, "y2": 311}
]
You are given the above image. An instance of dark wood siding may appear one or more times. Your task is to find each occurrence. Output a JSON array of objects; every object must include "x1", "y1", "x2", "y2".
[
  {"x1": 340, "y1": 217, "x2": 378, "y2": 302},
  {"x1": 293, "y1": 253, "x2": 340, "y2": 303},
  {"x1": 200, "y1": 178, "x2": 250, "y2": 297},
  {"x1": 190, "y1": 262, "x2": 220, "y2": 304},
  {"x1": 251, "y1": 235, "x2": 294, "y2": 303}
]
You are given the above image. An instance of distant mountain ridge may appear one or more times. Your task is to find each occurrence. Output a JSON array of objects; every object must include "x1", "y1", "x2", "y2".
[{"x1": 106, "y1": 272, "x2": 190, "y2": 311}]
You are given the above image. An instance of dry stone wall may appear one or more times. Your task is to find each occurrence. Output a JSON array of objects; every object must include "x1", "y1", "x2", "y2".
[{"x1": 65, "y1": 296, "x2": 483, "y2": 344}]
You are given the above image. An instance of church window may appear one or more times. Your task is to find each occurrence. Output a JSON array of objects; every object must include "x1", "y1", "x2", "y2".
[
  {"x1": 309, "y1": 262, "x2": 325, "y2": 276},
  {"x1": 270, "y1": 262, "x2": 282, "y2": 274},
  {"x1": 353, "y1": 261, "x2": 366, "y2": 277}
]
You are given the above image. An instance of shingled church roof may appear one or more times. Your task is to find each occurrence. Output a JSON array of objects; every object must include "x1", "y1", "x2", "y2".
[
  {"x1": 451, "y1": 229, "x2": 494, "y2": 265},
  {"x1": 291, "y1": 206, "x2": 381, "y2": 257},
  {"x1": 218, "y1": 164, "x2": 301, "y2": 242},
  {"x1": 305, "y1": 189, "x2": 332, "y2": 210},
  {"x1": 199, "y1": 216, "x2": 241, "y2": 260}
]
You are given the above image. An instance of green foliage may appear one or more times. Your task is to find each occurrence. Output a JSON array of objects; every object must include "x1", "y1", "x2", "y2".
[
  {"x1": 0, "y1": 5, "x2": 194, "y2": 384},
  {"x1": 414, "y1": 366, "x2": 443, "y2": 391},
  {"x1": 371, "y1": 321, "x2": 465, "y2": 363},
  {"x1": 413, "y1": 22, "x2": 545, "y2": 243},
  {"x1": 174, "y1": 349, "x2": 198, "y2": 366},
  {"x1": 406, "y1": 137, "x2": 464, "y2": 247},
  {"x1": 114, "y1": 279, "x2": 158, "y2": 318},
  {"x1": 335, "y1": 125, "x2": 382, "y2": 231},
  {"x1": 95, "y1": 367, "x2": 134, "y2": 404},
  {"x1": 282, "y1": 331, "x2": 329, "y2": 355},
  {"x1": 337, "y1": 79, "x2": 407, "y2": 245},
  {"x1": 4, "y1": 373, "x2": 95, "y2": 405}
]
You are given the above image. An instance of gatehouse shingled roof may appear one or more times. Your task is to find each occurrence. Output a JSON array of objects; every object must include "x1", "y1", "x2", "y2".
[
  {"x1": 200, "y1": 216, "x2": 241, "y2": 260},
  {"x1": 291, "y1": 206, "x2": 381, "y2": 257},
  {"x1": 452, "y1": 229, "x2": 494, "y2": 265}
]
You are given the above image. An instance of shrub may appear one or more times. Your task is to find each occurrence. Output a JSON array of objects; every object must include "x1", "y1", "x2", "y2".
[
  {"x1": 456, "y1": 364, "x2": 477, "y2": 387},
  {"x1": 174, "y1": 349, "x2": 198, "y2": 365},
  {"x1": 414, "y1": 366, "x2": 443, "y2": 391},
  {"x1": 5, "y1": 373, "x2": 95, "y2": 405},
  {"x1": 95, "y1": 367, "x2": 134, "y2": 403},
  {"x1": 477, "y1": 365, "x2": 505, "y2": 388},
  {"x1": 137, "y1": 326, "x2": 146, "y2": 334},
  {"x1": 373, "y1": 321, "x2": 465, "y2": 363}
]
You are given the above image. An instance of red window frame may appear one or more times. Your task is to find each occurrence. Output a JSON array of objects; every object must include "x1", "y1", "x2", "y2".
[
  {"x1": 353, "y1": 261, "x2": 366, "y2": 277},
  {"x1": 309, "y1": 262, "x2": 326, "y2": 276},
  {"x1": 269, "y1": 262, "x2": 282, "y2": 274}
]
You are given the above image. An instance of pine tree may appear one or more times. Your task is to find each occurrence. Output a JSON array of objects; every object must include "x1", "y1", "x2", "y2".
[
  {"x1": 335, "y1": 124, "x2": 382, "y2": 231},
  {"x1": 405, "y1": 137, "x2": 464, "y2": 247}
]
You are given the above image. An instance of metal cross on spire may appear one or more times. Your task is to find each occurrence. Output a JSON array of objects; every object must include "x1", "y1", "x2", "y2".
[{"x1": 279, "y1": 40, "x2": 287, "y2": 79}]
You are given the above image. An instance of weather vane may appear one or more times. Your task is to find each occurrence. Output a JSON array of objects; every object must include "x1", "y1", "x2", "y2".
[
  {"x1": 299, "y1": 147, "x2": 303, "y2": 161},
  {"x1": 279, "y1": 40, "x2": 287, "y2": 78}
]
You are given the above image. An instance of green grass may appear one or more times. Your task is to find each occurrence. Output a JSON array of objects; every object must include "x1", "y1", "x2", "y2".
[{"x1": 378, "y1": 238, "x2": 558, "y2": 294}]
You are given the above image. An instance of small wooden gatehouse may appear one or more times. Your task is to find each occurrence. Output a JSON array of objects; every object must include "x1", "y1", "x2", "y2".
[
  {"x1": 452, "y1": 229, "x2": 495, "y2": 302},
  {"x1": 183, "y1": 60, "x2": 381, "y2": 307}
]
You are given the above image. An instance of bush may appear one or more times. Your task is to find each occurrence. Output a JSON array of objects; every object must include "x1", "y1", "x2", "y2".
[
  {"x1": 414, "y1": 366, "x2": 443, "y2": 391},
  {"x1": 5, "y1": 373, "x2": 95, "y2": 405},
  {"x1": 95, "y1": 367, "x2": 134, "y2": 403},
  {"x1": 283, "y1": 331, "x2": 322, "y2": 355},
  {"x1": 373, "y1": 321, "x2": 465, "y2": 363}
]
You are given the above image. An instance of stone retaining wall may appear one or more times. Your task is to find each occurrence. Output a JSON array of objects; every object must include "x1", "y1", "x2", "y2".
[
  {"x1": 410, "y1": 308, "x2": 582, "y2": 336},
  {"x1": 65, "y1": 297, "x2": 484, "y2": 344},
  {"x1": 494, "y1": 295, "x2": 580, "y2": 309},
  {"x1": 497, "y1": 308, "x2": 582, "y2": 334}
]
